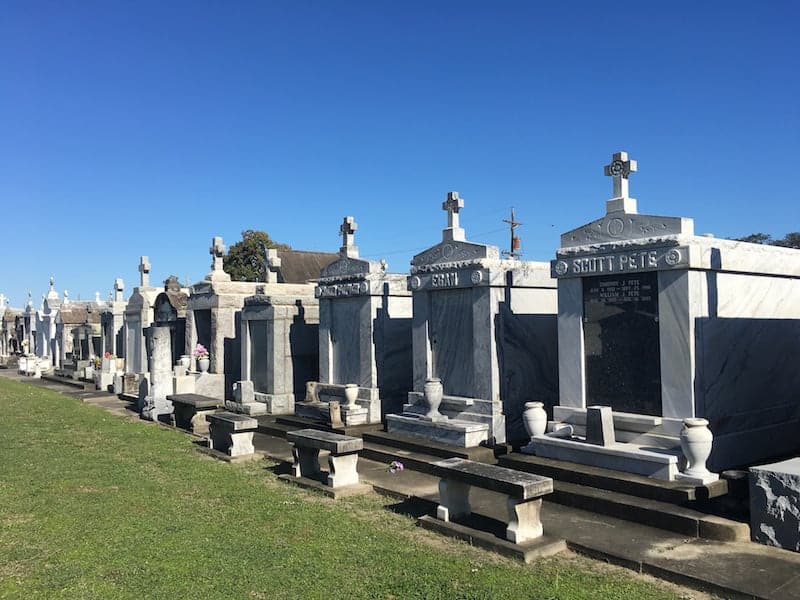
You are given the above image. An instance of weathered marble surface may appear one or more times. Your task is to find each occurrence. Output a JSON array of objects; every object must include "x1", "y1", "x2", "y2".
[
  {"x1": 750, "y1": 459, "x2": 800, "y2": 552},
  {"x1": 428, "y1": 288, "x2": 474, "y2": 397}
]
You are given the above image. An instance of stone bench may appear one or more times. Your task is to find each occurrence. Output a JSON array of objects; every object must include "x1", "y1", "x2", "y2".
[
  {"x1": 206, "y1": 412, "x2": 258, "y2": 458},
  {"x1": 429, "y1": 457, "x2": 554, "y2": 544},
  {"x1": 168, "y1": 393, "x2": 221, "y2": 435},
  {"x1": 286, "y1": 428, "x2": 363, "y2": 489}
]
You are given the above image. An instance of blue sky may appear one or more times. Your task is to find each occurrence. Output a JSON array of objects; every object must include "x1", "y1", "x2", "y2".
[{"x1": 1, "y1": 1, "x2": 797, "y2": 308}]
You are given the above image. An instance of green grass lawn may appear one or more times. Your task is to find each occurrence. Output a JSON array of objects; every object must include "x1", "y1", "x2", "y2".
[{"x1": 0, "y1": 377, "x2": 691, "y2": 599}]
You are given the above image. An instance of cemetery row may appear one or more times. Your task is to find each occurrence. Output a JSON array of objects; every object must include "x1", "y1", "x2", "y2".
[{"x1": 2, "y1": 152, "x2": 800, "y2": 556}]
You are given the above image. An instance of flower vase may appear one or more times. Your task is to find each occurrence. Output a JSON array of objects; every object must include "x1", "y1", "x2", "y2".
[
  {"x1": 680, "y1": 418, "x2": 714, "y2": 479},
  {"x1": 422, "y1": 378, "x2": 444, "y2": 420},
  {"x1": 198, "y1": 358, "x2": 210, "y2": 373},
  {"x1": 343, "y1": 384, "x2": 359, "y2": 409},
  {"x1": 522, "y1": 402, "x2": 548, "y2": 441},
  {"x1": 178, "y1": 355, "x2": 191, "y2": 370}
]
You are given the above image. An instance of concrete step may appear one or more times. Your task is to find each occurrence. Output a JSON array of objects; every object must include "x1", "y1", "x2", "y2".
[
  {"x1": 499, "y1": 452, "x2": 727, "y2": 503},
  {"x1": 40, "y1": 374, "x2": 87, "y2": 389},
  {"x1": 550, "y1": 480, "x2": 749, "y2": 541},
  {"x1": 363, "y1": 430, "x2": 500, "y2": 463},
  {"x1": 275, "y1": 414, "x2": 382, "y2": 437},
  {"x1": 256, "y1": 416, "x2": 299, "y2": 438},
  {"x1": 360, "y1": 441, "x2": 455, "y2": 476}
]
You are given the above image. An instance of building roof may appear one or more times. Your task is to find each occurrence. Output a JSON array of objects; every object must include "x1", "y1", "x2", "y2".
[{"x1": 277, "y1": 249, "x2": 338, "y2": 284}]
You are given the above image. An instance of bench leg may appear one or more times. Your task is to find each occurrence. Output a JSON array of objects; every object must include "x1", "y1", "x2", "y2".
[
  {"x1": 505, "y1": 497, "x2": 543, "y2": 544},
  {"x1": 436, "y1": 479, "x2": 471, "y2": 522},
  {"x1": 292, "y1": 446, "x2": 321, "y2": 479},
  {"x1": 327, "y1": 451, "x2": 359, "y2": 488},
  {"x1": 228, "y1": 431, "x2": 255, "y2": 457}
]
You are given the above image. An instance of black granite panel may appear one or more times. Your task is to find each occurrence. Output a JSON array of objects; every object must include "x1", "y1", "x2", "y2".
[
  {"x1": 249, "y1": 321, "x2": 269, "y2": 393},
  {"x1": 375, "y1": 305, "x2": 412, "y2": 418},
  {"x1": 330, "y1": 298, "x2": 368, "y2": 386},
  {"x1": 429, "y1": 289, "x2": 474, "y2": 397},
  {"x1": 583, "y1": 272, "x2": 661, "y2": 416}
]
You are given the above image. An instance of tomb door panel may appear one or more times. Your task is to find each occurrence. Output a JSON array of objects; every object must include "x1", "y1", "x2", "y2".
[
  {"x1": 583, "y1": 272, "x2": 662, "y2": 415},
  {"x1": 429, "y1": 289, "x2": 474, "y2": 397},
  {"x1": 249, "y1": 321, "x2": 270, "y2": 393},
  {"x1": 330, "y1": 298, "x2": 367, "y2": 386},
  {"x1": 194, "y1": 309, "x2": 212, "y2": 351}
]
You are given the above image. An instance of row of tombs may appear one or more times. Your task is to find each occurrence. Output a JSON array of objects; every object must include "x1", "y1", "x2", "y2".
[{"x1": 3, "y1": 152, "x2": 800, "y2": 522}]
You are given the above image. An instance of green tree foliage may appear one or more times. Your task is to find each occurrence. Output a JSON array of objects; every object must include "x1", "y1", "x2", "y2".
[
  {"x1": 733, "y1": 232, "x2": 800, "y2": 249},
  {"x1": 223, "y1": 230, "x2": 291, "y2": 282}
]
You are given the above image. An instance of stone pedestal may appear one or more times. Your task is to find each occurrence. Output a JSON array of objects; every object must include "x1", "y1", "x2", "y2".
[{"x1": 141, "y1": 326, "x2": 174, "y2": 422}]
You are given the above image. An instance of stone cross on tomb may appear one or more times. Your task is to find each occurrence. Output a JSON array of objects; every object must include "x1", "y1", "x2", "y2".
[
  {"x1": 442, "y1": 191, "x2": 465, "y2": 242},
  {"x1": 339, "y1": 216, "x2": 359, "y2": 258},
  {"x1": 139, "y1": 256, "x2": 151, "y2": 288},
  {"x1": 114, "y1": 278, "x2": 124, "y2": 302},
  {"x1": 603, "y1": 151, "x2": 638, "y2": 214},
  {"x1": 95, "y1": 291, "x2": 101, "y2": 304},
  {"x1": 210, "y1": 236, "x2": 226, "y2": 272},
  {"x1": 265, "y1": 247, "x2": 281, "y2": 284}
]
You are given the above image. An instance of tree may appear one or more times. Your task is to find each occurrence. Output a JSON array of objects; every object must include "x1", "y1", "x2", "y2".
[
  {"x1": 223, "y1": 230, "x2": 291, "y2": 282},
  {"x1": 732, "y1": 232, "x2": 800, "y2": 249}
]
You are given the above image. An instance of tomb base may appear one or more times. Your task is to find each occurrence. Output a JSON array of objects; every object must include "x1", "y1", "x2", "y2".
[
  {"x1": 225, "y1": 399, "x2": 268, "y2": 416},
  {"x1": 305, "y1": 382, "x2": 381, "y2": 424},
  {"x1": 255, "y1": 391, "x2": 295, "y2": 415},
  {"x1": 531, "y1": 434, "x2": 680, "y2": 481},
  {"x1": 141, "y1": 398, "x2": 174, "y2": 423},
  {"x1": 294, "y1": 401, "x2": 368, "y2": 427},
  {"x1": 385, "y1": 414, "x2": 489, "y2": 448},
  {"x1": 172, "y1": 372, "x2": 225, "y2": 400}
]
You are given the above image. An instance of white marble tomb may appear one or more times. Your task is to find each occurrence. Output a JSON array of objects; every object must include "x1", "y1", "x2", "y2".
[
  {"x1": 386, "y1": 192, "x2": 559, "y2": 447},
  {"x1": 537, "y1": 151, "x2": 800, "y2": 477},
  {"x1": 295, "y1": 216, "x2": 413, "y2": 426}
]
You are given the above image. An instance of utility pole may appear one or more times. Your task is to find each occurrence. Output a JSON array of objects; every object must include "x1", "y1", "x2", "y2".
[{"x1": 502, "y1": 207, "x2": 522, "y2": 259}]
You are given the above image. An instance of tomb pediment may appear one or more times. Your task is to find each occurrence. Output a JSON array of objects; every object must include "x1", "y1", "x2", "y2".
[
  {"x1": 411, "y1": 241, "x2": 499, "y2": 272},
  {"x1": 560, "y1": 213, "x2": 694, "y2": 249},
  {"x1": 320, "y1": 257, "x2": 373, "y2": 279}
]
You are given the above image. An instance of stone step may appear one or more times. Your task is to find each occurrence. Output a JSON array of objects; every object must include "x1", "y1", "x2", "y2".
[
  {"x1": 498, "y1": 452, "x2": 727, "y2": 503},
  {"x1": 255, "y1": 416, "x2": 299, "y2": 438},
  {"x1": 550, "y1": 480, "x2": 749, "y2": 542},
  {"x1": 275, "y1": 415, "x2": 382, "y2": 437},
  {"x1": 360, "y1": 441, "x2": 465, "y2": 476},
  {"x1": 363, "y1": 430, "x2": 499, "y2": 463},
  {"x1": 40, "y1": 374, "x2": 88, "y2": 389}
]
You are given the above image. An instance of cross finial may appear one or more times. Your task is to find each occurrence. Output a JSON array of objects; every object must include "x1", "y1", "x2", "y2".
[
  {"x1": 339, "y1": 216, "x2": 359, "y2": 258},
  {"x1": 0, "y1": 293, "x2": 6, "y2": 310},
  {"x1": 114, "y1": 278, "x2": 124, "y2": 302},
  {"x1": 603, "y1": 151, "x2": 638, "y2": 214},
  {"x1": 139, "y1": 256, "x2": 151, "y2": 287},
  {"x1": 206, "y1": 236, "x2": 231, "y2": 281},
  {"x1": 265, "y1": 247, "x2": 281, "y2": 283},
  {"x1": 442, "y1": 191, "x2": 465, "y2": 242}
]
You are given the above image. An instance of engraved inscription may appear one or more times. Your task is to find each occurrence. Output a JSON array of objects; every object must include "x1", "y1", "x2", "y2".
[
  {"x1": 552, "y1": 246, "x2": 689, "y2": 278},
  {"x1": 432, "y1": 272, "x2": 459, "y2": 287}
]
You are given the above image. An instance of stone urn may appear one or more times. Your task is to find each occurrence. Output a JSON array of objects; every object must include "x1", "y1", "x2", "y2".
[
  {"x1": 197, "y1": 357, "x2": 210, "y2": 373},
  {"x1": 343, "y1": 384, "x2": 359, "y2": 409},
  {"x1": 178, "y1": 355, "x2": 191, "y2": 370},
  {"x1": 422, "y1": 378, "x2": 444, "y2": 420},
  {"x1": 680, "y1": 418, "x2": 714, "y2": 478},
  {"x1": 522, "y1": 402, "x2": 548, "y2": 440}
]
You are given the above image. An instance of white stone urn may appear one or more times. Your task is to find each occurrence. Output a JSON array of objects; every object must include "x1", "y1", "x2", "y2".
[
  {"x1": 178, "y1": 355, "x2": 191, "y2": 370},
  {"x1": 197, "y1": 357, "x2": 210, "y2": 373},
  {"x1": 422, "y1": 378, "x2": 444, "y2": 420},
  {"x1": 680, "y1": 418, "x2": 714, "y2": 479},
  {"x1": 343, "y1": 384, "x2": 359, "y2": 409},
  {"x1": 522, "y1": 402, "x2": 548, "y2": 440}
]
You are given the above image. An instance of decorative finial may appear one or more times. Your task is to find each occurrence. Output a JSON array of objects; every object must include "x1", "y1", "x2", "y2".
[
  {"x1": 603, "y1": 151, "x2": 638, "y2": 214},
  {"x1": 442, "y1": 191, "x2": 465, "y2": 242},
  {"x1": 139, "y1": 256, "x2": 151, "y2": 287},
  {"x1": 339, "y1": 216, "x2": 358, "y2": 258}
]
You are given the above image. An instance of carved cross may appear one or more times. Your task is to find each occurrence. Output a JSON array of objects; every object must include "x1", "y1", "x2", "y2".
[
  {"x1": 114, "y1": 278, "x2": 124, "y2": 302},
  {"x1": 604, "y1": 151, "x2": 637, "y2": 199},
  {"x1": 139, "y1": 256, "x2": 151, "y2": 288},
  {"x1": 266, "y1": 248, "x2": 281, "y2": 284},
  {"x1": 442, "y1": 191, "x2": 465, "y2": 242},
  {"x1": 339, "y1": 216, "x2": 358, "y2": 258},
  {"x1": 209, "y1": 236, "x2": 226, "y2": 272}
]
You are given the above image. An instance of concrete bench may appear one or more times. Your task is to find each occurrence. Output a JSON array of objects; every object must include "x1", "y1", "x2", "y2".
[
  {"x1": 206, "y1": 412, "x2": 258, "y2": 458},
  {"x1": 168, "y1": 393, "x2": 221, "y2": 435},
  {"x1": 430, "y1": 458, "x2": 554, "y2": 544},
  {"x1": 286, "y1": 428, "x2": 363, "y2": 489}
]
